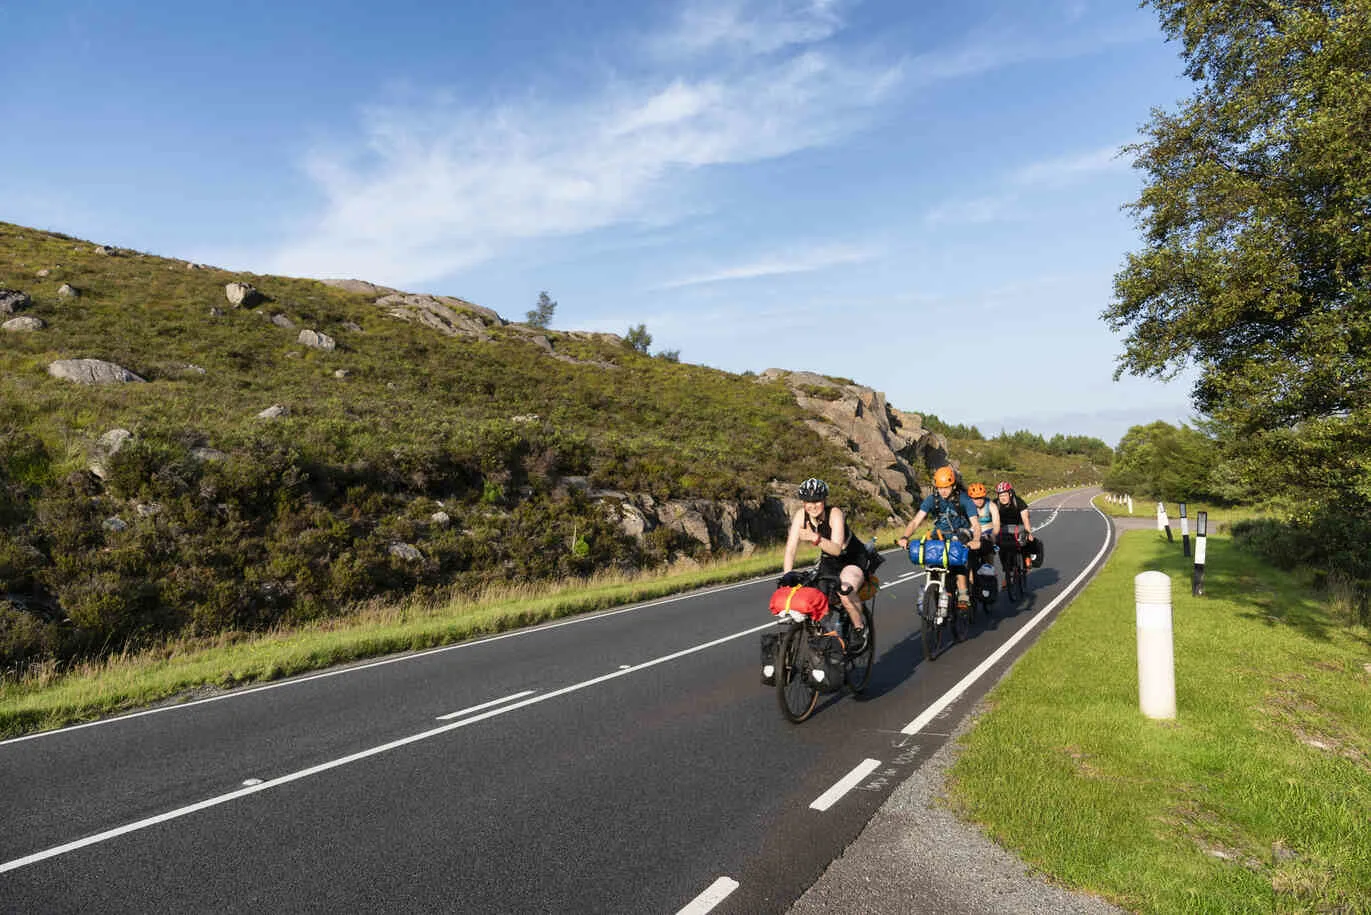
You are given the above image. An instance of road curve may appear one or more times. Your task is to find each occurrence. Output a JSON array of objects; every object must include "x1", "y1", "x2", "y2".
[{"x1": 1, "y1": 491, "x2": 1115, "y2": 914}]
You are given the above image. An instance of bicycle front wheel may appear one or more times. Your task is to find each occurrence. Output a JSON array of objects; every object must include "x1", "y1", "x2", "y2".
[
  {"x1": 921, "y1": 584, "x2": 946, "y2": 661},
  {"x1": 845, "y1": 602, "x2": 875, "y2": 694},
  {"x1": 776, "y1": 626, "x2": 818, "y2": 723}
]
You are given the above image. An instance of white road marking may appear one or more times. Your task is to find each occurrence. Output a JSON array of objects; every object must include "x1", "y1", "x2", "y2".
[
  {"x1": 0, "y1": 575, "x2": 783, "y2": 747},
  {"x1": 901, "y1": 505, "x2": 1113, "y2": 736},
  {"x1": 810, "y1": 758, "x2": 882, "y2": 811},
  {"x1": 0, "y1": 621, "x2": 778, "y2": 874},
  {"x1": 435, "y1": 690, "x2": 536, "y2": 720},
  {"x1": 675, "y1": 877, "x2": 740, "y2": 915}
]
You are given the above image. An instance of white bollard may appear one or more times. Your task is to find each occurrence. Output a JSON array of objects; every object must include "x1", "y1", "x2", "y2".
[
  {"x1": 1135, "y1": 571, "x2": 1176, "y2": 720},
  {"x1": 1126, "y1": 495, "x2": 1134, "y2": 514}
]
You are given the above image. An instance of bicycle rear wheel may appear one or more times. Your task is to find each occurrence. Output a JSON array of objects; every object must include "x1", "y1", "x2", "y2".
[
  {"x1": 1003, "y1": 552, "x2": 1024, "y2": 602},
  {"x1": 844, "y1": 601, "x2": 875, "y2": 694},
  {"x1": 776, "y1": 626, "x2": 818, "y2": 723},
  {"x1": 952, "y1": 601, "x2": 971, "y2": 642}
]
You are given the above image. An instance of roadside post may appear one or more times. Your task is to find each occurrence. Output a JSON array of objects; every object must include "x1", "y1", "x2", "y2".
[
  {"x1": 1135, "y1": 571, "x2": 1176, "y2": 720},
  {"x1": 1127, "y1": 495, "x2": 1133, "y2": 514},
  {"x1": 1180, "y1": 502, "x2": 1190, "y2": 557},
  {"x1": 1157, "y1": 502, "x2": 1173, "y2": 542},
  {"x1": 1193, "y1": 512, "x2": 1207, "y2": 596}
]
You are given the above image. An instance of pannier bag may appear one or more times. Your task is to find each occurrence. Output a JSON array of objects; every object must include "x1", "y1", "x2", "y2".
[
  {"x1": 807, "y1": 631, "x2": 847, "y2": 693},
  {"x1": 760, "y1": 631, "x2": 780, "y2": 686},
  {"x1": 857, "y1": 574, "x2": 880, "y2": 602},
  {"x1": 975, "y1": 564, "x2": 998, "y2": 602},
  {"x1": 1025, "y1": 538, "x2": 1045, "y2": 569},
  {"x1": 909, "y1": 536, "x2": 969, "y2": 568},
  {"x1": 769, "y1": 584, "x2": 830, "y2": 620}
]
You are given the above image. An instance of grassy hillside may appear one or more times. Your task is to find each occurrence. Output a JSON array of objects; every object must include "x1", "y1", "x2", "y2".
[{"x1": 1, "y1": 222, "x2": 876, "y2": 671}]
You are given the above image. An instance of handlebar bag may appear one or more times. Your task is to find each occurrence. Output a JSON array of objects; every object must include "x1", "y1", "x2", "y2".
[
  {"x1": 909, "y1": 537, "x2": 969, "y2": 568},
  {"x1": 769, "y1": 585, "x2": 830, "y2": 620}
]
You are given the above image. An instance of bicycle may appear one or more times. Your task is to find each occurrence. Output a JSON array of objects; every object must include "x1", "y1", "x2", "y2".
[
  {"x1": 770, "y1": 571, "x2": 878, "y2": 724},
  {"x1": 968, "y1": 545, "x2": 999, "y2": 625},
  {"x1": 909, "y1": 536, "x2": 971, "y2": 661},
  {"x1": 999, "y1": 527, "x2": 1028, "y2": 603}
]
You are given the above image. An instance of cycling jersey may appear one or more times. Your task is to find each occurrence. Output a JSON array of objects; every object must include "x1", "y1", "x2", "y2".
[
  {"x1": 804, "y1": 507, "x2": 869, "y2": 575},
  {"x1": 997, "y1": 493, "x2": 1029, "y2": 527},
  {"x1": 974, "y1": 499, "x2": 994, "y2": 531}
]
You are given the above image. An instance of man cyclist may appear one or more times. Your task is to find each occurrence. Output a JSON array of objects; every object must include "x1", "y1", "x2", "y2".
[
  {"x1": 781, "y1": 478, "x2": 871, "y2": 653},
  {"x1": 897, "y1": 466, "x2": 982, "y2": 609},
  {"x1": 994, "y1": 480, "x2": 1037, "y2": 574}
]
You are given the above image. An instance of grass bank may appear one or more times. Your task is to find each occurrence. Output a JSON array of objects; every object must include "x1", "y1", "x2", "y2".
[
  {"x1": 949, "y1": 530, "x2": 1371, "y2": 913},
  {"x1": 1091, "y1": 494, "x2": 1261, "y2": 533}
]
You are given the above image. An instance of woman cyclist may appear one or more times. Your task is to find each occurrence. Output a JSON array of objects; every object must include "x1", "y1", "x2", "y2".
[
  {"x1": 781, "y1": 478, "x2": 871, "y2": 653},
  {"x1": 995, "y1": 480, "x2": 1037, "y2": 572},
  {"x1": 967, "y1": 482, "x2": 1000, "y2": 570}
]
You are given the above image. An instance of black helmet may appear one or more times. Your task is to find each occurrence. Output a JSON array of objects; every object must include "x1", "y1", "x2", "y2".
[{"x1": 797, "y1": 478, "x2": 829, "y2": 501}]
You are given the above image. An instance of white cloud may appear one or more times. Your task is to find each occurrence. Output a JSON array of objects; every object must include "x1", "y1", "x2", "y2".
[
  {"x1": 1011, "y1": 144, "x2": 1127, "y2": 188},
  {"x1": 655, "y1": 242, "x2": 880, "y2": 288},
  {"x1": 656, "y1": 0, "x2": 848, "y2": 58},
  {"x1": 268, "y1": 0, "x2": 897, "y2": 286},
  {"x1": 923, "y1": 194, "x2": 1019, "y2": 227}
]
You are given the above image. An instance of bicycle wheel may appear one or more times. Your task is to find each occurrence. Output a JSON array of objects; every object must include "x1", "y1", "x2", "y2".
[
  {"x1": 1003, "y1": 552, "x2": 1023, "y2": 603},
  {"x1": 921, "y1": 584, "x2": 946, "y2": 661},
  {"x1": 845, "y1": 602, "x2": 875, "y2": 694},
  {"x1": 952, "y1": 600, "x2": 971, "y2": 642},
  {"x1": 776, "y1": 626, "x2": 818, "y2": 723}
]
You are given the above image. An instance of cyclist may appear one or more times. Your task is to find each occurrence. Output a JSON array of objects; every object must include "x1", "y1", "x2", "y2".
[
  {"x1": 781, "y1": 478, "x2": 871, "y2": 652},
  {"x1": 995, "y1": 480, "x2": 1037, "y2": 573},
  {"x1": 967, "y1": 482, "x2": 1000, "y2": 569},
  {"x1": 897, "y1": 466, "x2": 982, "y2": 609}
]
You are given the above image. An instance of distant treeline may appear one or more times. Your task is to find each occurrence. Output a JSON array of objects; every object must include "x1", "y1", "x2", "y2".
[{"x1": 921, "y1": 414, "x2": 1114, "y2": 465}]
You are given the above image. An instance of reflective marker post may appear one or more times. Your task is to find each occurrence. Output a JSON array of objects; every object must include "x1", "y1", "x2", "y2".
[
  {"x1": 1157, "y1": 501, "x2": 1173, "y2": 542},
  {"x1": 1135, "y1": 571, "x2": 1176, "y2": 720},
  {"x1": 1180, "y1": 502, "x2": 1190, "y2": 557},
  {"x1": 1193, "y1": 511, "x2": 1207, "y2": 597}
]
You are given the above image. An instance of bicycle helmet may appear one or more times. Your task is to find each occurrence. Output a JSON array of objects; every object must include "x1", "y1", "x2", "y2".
[
  {"x1": 932, "y1": 466, "x2": 956, "y2": 488},
  {"x1": 996, "y1": 481, "x2": 1013, "y2": 494},
  {"x1": 967, "y1": 482, "x2": 987, "y2": 498},
  {"x1": 797, "y1": 478, "x2": 829, "y2": 501}
]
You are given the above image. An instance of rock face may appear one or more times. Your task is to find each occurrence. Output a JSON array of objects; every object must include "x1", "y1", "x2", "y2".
[
  {"x1": 0, "y1": 289, "x2": 32, "y2": 314},
  {"x1": 375, "y1": 293, "x2": 499, "y2": 340},
  {"x1": 758, "y1": 369, "x2": 949, "y2": 519},
  {"x1": 599, "y1": 492, "x2": 790, "y2": 552},
  {"x1": 48, "y1": 359, "x2": 146, "y2": 384}
]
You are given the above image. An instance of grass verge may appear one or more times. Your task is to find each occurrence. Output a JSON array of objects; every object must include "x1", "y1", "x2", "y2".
[
  {"x1": 948, "y1": 530, "x2": 1371, "y2": 913},
  {"x1": 1091, "y1": 494, "x2": 1262, "y2": 533}
]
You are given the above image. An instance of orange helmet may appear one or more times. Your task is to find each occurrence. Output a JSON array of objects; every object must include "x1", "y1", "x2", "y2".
[
  {"x1": 932, "y1": 466, "x2": 956, "y2": 488},
  {"x1": 967, "y1": 482, "x2": 987, "y2": 498}
]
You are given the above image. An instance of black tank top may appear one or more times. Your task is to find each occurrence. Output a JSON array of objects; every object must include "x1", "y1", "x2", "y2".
[{"x1": 804, "y1": 507, "x2": 865, "y2": 564}]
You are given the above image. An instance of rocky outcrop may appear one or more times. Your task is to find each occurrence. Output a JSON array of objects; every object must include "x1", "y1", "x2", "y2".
[
  {"x1": 3, "y1": 316, "x2": 44, "y2": 332},
  {"x1": 759, "y1": 369, "x2": 950, "y2": 519},
  {"x1": 599, "y1": 491, "x2": 790, "y2": 552},
  {"x1": 375, "y1": 293, "x2": 498, "y2": 341},
  {"x1": 225, "y1": 282, "x2": 264, "y2": 308},
  {"x1": 298, "y1": 329, "x2": 336, "y2": 351},
  {"x1": 0, "y1": 289, "x2": 31, "y2": 314}
]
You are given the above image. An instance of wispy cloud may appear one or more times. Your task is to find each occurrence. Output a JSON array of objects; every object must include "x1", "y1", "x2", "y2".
[
  {"x1": 1011, "y1": 144, "x2": 1127, "y2": 187},
  {"x1": 655, "y1": 242, "x2": 880, "y2": 288},
  {"x1": 923, "y1": 194, "x2": 1018, "y2": 227},
  {"x1": 267, "y1": 0, "x2": 898, "y2": 286}
]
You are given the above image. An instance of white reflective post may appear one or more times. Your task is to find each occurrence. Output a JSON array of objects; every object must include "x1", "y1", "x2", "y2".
[
  {"x1": 1135, "y1": 571, "x2": 1176, "y2": 720},
  {"x1": 1157, "y1": 502, "x2": 1173, "y2": 542},
  {"x1": 1127, "y1": 495, "x2": 1134, "y2": 514},
  {"x1": 1193, "y1": 511, "x2": 1208, "y2": 596},
  {"x1": 1180, "y1": 502, "x2": 1190, "y2": 557}
]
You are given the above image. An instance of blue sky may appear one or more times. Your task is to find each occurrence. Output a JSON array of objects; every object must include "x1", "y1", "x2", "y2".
[{"x1": 1, "y1": 0, "x2": 1201, "y2": 447}]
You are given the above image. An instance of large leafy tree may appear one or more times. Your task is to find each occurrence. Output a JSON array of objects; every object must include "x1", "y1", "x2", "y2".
[{"x1": 1107, "y1": 1, "x2": 1371, "y2": 505}]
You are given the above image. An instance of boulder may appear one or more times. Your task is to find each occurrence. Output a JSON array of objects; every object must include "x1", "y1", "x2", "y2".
[
  {"x1": 48, "y1": 359, "x2": 146, "y2": 384},
  {"x1": 57, "y1": 284, "x2": 78, "y2": 298},
  {"x1": 225, "y1": 282, "x2": 264, "y2": 308},
  {"x1": 388, "y1": 542, "x2": 423, "y2": 562},
  {"x1": 256, "y1": 404, "x2": 289, "y2": 420},
  {"x1": 0, "y1": 289, "x2": 32, "y2": 314},
  {"x1": 90, "y1": 429, "x2": 133, "y2": 480},
  {"x1": 270, "y1": 313, "x2": 295, "y2": 329},
  {"x1": 2, "y1": 316, "x2": 44, "y2": 332},
  {"x1": 298, "y1": 329, "x2": 336, "y2": 351}
]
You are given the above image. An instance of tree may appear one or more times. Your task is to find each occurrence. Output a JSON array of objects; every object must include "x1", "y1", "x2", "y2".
[
  {"x1": 1104, "y1": 421, "x2": 1219, "y2": 503},
  {"x1": 1106, "y1": 1, "x2": 1371, "y2": 504},
  {"x1": 526, "y1": 291, "x2": 556, "y2": 328},
  {"x1": 624, "y1": 324, "x2": 652, "y2": 354}
]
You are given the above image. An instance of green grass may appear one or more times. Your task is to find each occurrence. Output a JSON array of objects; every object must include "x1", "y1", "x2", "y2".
[
  {"x1": 0, "y1": 546, "x2": 802, "y2": 739},
  {"x1": 948, "y1": 531, "x2": 1371, "y2": 913},
  {"x1": 1091, "y1": 494, "x2": 1264, "y2": 533}
]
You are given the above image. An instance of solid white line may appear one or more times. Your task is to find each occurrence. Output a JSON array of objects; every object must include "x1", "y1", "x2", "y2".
[
  {"x1": 0, "y1": 575, "x2": 779, "y2": 747},
  {"x1": 810, "y1": 758, "x2": 882, "y2": 811},
  {"x1": 901, "y1": 505, "x2": 1113, "y2": 736},
  {"x1": 675, "y1": 877, "x2": 740, "y2": 915},
  {"x1": 435, "y1": 690, "x2": 536, "y2": 720},
  {"x1": 0, "y1": 620, "x2": 778, "y2": 874}
]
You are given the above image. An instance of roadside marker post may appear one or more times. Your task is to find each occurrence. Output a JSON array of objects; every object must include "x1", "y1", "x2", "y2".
[
  {"x1": 1157, "y1": 502, "x2": 1173, "y2": 542},
  {"x1": 1180, "y1": 502, "x2": 1190, "y2": 557},
  {"x1": 1193, "y1": 512, "x2": 1207, "y2": 597},
  {"x1": 1135, "y1": 571, "x2": 1177, "y2": 720}
]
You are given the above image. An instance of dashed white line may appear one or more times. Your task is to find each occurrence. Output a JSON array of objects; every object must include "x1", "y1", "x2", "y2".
[
  {"x1": 435, "y1": 690, "x2": 536, "y2": 720},
  {"x1": 810, "y1": 758, "x2": 882, "y2": 811},
  {"x1": 676, "y1": 876, "x2": 740, "y2": 915}
]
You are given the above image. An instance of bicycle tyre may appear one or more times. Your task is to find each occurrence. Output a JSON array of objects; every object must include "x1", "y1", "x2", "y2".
[
  {"x1": 1009, "y1": 555, "x2": 1025, "y2": 602},
  {"x1": 921, "y1": 583, "x2": 945, "y2": 661},
  {"x1": 845, "y1": 601, "x2": 876, "y2": 694},
  {"x1": 952, "y1": 601, "x2": 970, "y2": 642},
  {"x1": 776, "y1": 626, "x2": 818, "y2": 723}
]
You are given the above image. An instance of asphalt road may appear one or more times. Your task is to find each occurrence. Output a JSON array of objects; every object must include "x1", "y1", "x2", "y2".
[{"x1": 0, "y1": 491, "x2": 1113, "y2": 914}]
